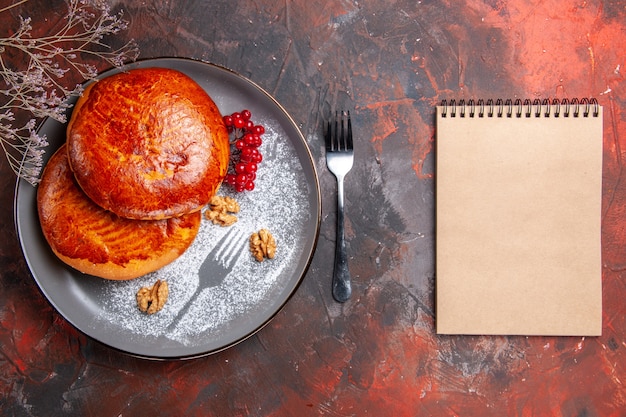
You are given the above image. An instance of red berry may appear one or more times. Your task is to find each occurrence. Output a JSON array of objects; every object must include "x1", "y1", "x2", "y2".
[
  {"x1": 236, "y1": 173, "x2": 248, "y2": 185},
  {"x1": 245, "y1": 163, "x2": 257, "y2": 173},
  {"x1": 225, "y1": 109, "x2": 265, "y2": 192},
  {"x1": 235, "y1": 163, "x2": 247, "y2": 174},
  {"x1": 244, "y1": 136, "x2": 256, "y2": 147},
  {"x1": 240, "y1": 147, "x2": 253, "y2": 161},
  {"x1": 233, "y1": 117, "x2": 245, "y2": 129},
  {"x1": 243, "y1": 133, "x2": 254, "y2": 145}
]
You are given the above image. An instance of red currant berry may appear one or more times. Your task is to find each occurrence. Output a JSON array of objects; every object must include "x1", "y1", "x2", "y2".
[
  {"x1": 236, "y1": 173, "x2": 248, "y2": 185},
  {"x1": 235, "y1": 163, "x2": 247, "y2": 174},
  {"x1": 225, "y1": 109, "x2": 266, "y2": 192},
  {"x1": 233, "y1": 117, "x2": 245, "y2": 129},
  {"x1": 245, "y1": 162, "x2": 257, "y2": 173},
  {"x1": 243, "y1": 133, "x2": 255, "y2": 146},
  {"x1": 240, "y1": 147, "x2": 253, "y2": 161}
]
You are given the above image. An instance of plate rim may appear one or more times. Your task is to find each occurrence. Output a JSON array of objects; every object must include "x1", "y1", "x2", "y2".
[{"x1": 14, "y1": 57, "x2": 321, "y2": 360}]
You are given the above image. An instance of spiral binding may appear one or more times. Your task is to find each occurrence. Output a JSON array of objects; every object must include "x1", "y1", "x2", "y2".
[{"x1": 440, "y1": 98, "x2": 599, "y2": 118}]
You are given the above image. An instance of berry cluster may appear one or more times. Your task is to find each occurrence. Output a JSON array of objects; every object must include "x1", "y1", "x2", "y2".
[{"x1": 223, "y1": 110, "x2": 265, "y2": 192}]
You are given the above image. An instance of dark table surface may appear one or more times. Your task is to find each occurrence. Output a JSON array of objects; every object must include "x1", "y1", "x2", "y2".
[{"x1": 2, "y1": 0, "x2": 626, "y2": 415}]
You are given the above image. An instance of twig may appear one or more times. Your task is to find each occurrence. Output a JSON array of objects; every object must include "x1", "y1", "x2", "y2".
[{"x1": 0, "y1": 0, "x2": 139, "y2": 185}]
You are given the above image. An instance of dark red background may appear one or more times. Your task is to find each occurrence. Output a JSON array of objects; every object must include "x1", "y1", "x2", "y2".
[{"x1": 1, "y1": 0, "x2": 625, "y2": 415}]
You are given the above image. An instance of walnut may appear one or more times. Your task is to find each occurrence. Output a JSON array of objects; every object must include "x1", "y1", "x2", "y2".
[
  {"x1": 205, "y1": 195, "x2": 240, "y2": 226},
  {"x1": 136, "y1": 279, "x2": 169, "y2": 314},
  {"x1": 249, "y1": 228, "x2": 276, "y2": 262}
]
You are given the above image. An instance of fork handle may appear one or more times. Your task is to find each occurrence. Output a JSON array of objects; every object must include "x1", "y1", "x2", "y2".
[{"x1": 332, "y1": 178, "x2": 352, "y2": 302}]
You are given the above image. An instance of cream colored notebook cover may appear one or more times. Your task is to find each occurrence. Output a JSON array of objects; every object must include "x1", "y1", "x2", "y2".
[{"x1": 436, "y1": 99, "x2": 602, "y2": 336}]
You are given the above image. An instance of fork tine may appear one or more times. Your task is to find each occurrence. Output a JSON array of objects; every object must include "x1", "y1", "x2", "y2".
[
  {"x1": 325, "y1": 119, "x2": 332, "y2": 151},
  {"x1": 345, "y1": 111, "x2": 353, "y2": 151},
  {"x1": 326, "y1": 111, "x2": 355, "y2": 152},
  {"x1": 333, "y1": 111, "x2": 339, "y2": 150},
  {"x1": 339, "y1": 111, "x2": 346, "y2": 151}
]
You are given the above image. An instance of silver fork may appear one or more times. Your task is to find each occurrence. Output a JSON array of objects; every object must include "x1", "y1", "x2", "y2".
[
  {"x1": 325, "y1": 110, "x2": 354, "y2": 302},
  {"x1": 167, "y1": 227, "x2": 247, "y2": 330}
]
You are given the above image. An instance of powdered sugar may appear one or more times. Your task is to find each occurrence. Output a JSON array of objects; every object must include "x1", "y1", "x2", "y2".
[{"x1": 95, "y1": 119, "x2": 313, "y2": 348}]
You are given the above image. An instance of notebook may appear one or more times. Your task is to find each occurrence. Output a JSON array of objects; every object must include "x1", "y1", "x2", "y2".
[{"x1": 435, "y1": 98, "x2": 603, "y2": 336}]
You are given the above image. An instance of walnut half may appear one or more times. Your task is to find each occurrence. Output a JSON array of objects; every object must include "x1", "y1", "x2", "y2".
[
  {"x1": 205, "y1": 195, "x2": 240, "y2": 226},
  {"x1": 136, "y1": 279, "x2": 169, "y2": 314},
  {"x1": 249, "y1": 228, "x2": 276, "y2": 262}
]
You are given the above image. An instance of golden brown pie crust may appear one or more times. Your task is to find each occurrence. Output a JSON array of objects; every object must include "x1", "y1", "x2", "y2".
[{"x1": 66, "y1": 67, "x2": 230, "y2": 220}]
